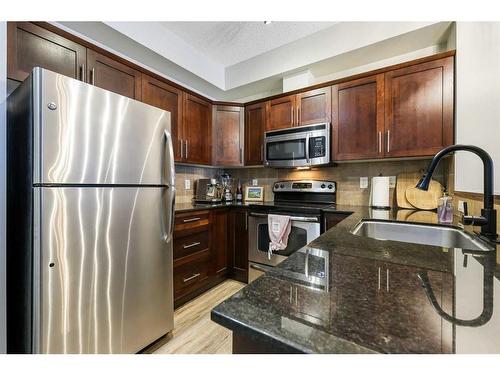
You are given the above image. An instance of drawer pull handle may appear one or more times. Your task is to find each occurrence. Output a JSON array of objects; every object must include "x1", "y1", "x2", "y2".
[
  {"x1": 183, "y1": 241, "x2": 201, "y2": 249},
  {"x1": 183, "y1": 217, "x2": 201, "y2": 223},
  {"x1": 183, "y1": 273, "x2": 200, "y2": 283}
]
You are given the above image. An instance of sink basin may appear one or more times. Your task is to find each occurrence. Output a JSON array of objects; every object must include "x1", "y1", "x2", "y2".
[{"x1": 350, "y1": 220, "x2": 494, "y2": 251}]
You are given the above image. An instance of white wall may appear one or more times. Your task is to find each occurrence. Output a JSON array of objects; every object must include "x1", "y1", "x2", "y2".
[
  {"x1": 455, "y1": 22, "x2": 500, "y2": 195},
  {"x1": 0, "y1": 21, "x2": 7, "y2": 353}
]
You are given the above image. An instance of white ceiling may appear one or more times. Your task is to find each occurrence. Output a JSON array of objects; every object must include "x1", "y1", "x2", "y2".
[
  {"x1": 158, "y1": 22, "x2": 337, "y2": 67},
  {"x1": 58, "y1": 21, "x2": 454, "y2": 101}
]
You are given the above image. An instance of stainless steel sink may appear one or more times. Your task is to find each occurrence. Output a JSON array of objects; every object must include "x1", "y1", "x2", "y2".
[{"x1": 350, "y1": 220, "x2": 494, "y2": 251}]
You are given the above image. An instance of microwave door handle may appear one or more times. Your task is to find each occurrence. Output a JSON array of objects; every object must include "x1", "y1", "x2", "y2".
[{"x1": 305, "y1": 134, "x2": 310, "y2": 164}]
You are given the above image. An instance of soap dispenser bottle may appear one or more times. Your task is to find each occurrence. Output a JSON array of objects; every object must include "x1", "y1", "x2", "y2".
[{"x1": 437, "y1": 192, "x2": 453, "y2": 224}]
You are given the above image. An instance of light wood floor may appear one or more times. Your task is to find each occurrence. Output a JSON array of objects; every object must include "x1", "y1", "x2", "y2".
[{"x1": 149, "y1": 279, "x2": 245, "y2": 354}]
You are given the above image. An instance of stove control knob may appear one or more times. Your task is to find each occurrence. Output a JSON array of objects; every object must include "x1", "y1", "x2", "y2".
[
  {"x1": 280, "y1": 184, "x2": 285, "y2": 189},
  {"x1": 321, "y1": 184, "x2": 326, "y2": 189},
  {"x1": 328, "y1": 184, "x2": 333, "y2": 189},
  {"x1": 274, "y1": 183, "x2": 279, "y2": 190}
]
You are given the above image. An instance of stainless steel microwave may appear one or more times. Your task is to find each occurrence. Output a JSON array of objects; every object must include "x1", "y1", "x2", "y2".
[{"x1": 264, "y1": 123, "x2": 331, "y2": 168}]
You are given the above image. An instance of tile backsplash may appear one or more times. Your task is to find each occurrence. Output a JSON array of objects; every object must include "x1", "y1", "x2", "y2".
[
  {"x1": 174, "y1": 159, "x2": 451, "y2": 206},
  {"x1": 226, "y1": 158, "x2": 451, "y2": 207}
]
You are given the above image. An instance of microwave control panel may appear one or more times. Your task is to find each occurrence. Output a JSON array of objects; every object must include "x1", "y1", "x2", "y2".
[{"x1": 309, "y1": 136, "x2": 326, "y2": 158}]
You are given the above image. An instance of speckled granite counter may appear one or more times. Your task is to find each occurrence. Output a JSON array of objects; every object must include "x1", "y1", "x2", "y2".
[
  {"x1": 211, "y1": 205, "x2": 500, "y2": 354},
  {"x1": 174, "y1": 201, "x2": 254, "y2": 213}
]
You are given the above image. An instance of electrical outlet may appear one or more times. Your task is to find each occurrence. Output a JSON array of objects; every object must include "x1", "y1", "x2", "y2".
[
  {"x1": 360, "y1": 177, "x2": 368, "y2": 189},
  {"x1": 389, "y1": 176, "x2": 396, "y2": 188},
  {"x1": 252, "y1": 178, "x2": 258, "y2": 186},
  {"x1": 458, "y1": 200, "x2": 465, "y2": 214},
  {"x1": 184, "y1": 179, "x2": 191, "y2": 190}
]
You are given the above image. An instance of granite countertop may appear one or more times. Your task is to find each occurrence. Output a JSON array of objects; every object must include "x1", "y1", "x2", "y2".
[
  {"x1": 174, "y1": 201, "x2": 253, "y2": 213},
  {"x1": 211, "y1": 205, "x2": 500, "y2": 354}
]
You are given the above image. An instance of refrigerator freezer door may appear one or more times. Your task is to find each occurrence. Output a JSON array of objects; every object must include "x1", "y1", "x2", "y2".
[
  {"x1": 36, "y1": 69, "x2": 171, "y2": 185},
  {"x1": 35, "y1": 186, "x2": 173, "y2": 354}
]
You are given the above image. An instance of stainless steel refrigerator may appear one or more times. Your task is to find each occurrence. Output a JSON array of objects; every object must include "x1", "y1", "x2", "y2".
[{"x1": 7, "y1": 68, "x2": 175, "y2": 353}]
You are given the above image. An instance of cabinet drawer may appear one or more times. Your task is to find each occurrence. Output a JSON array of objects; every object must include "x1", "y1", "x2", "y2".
[
  {"x1": 174, "y1": 210, "x2": 210, "y2": 238},
  {"x1": 174, "y1": 250, "x2": 211, "y2": 299},
  {"x1": 174, "y1": 230, "x2": 209, "y2": 260}
]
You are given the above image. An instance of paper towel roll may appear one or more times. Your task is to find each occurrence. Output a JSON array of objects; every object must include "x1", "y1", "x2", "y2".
[{"x1": 371, "y1": 176, "x2": 390, "y2": 209}]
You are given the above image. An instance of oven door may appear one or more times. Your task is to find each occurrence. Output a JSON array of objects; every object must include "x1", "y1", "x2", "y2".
[
  {"x1": 248, "y1": 213, "x2": 320, "y2": 268},
  {"x1": 264, "y1": 123, "x2": 330, "y2": 168}
]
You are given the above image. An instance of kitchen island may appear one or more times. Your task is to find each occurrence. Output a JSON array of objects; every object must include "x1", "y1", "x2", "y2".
[{"x1": 211, "y1": 205, "x2": 500, "y2": 354}]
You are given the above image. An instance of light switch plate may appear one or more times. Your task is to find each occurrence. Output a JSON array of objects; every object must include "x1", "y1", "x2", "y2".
[
  {"x1": 389, "y1": 176, "x2": 396, "y2": 188},
  {"x1": 360, "y1": 177, "x2": 368, "y2": 189},
  {"x1": 458, "y1": 200, "x2": 465, "y2": 214},
  {"x1": 185, "y1": 179, "x2": 191, "y2": 190},
  {"x1": 252, "y1": 179, "x2": 258, "y2": 186}
]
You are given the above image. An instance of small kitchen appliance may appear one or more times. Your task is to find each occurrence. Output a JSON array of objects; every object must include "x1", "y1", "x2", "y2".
[
  {"x1": 264, "y1": 123, "x2": 331, "y2": 168},
  {"x1": 194, "y1": 178, "x2": 221, "y2": 203}
]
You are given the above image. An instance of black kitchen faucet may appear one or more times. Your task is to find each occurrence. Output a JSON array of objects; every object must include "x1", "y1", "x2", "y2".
[{"x1": 416, "y1": 144, "x2": 498, "y2": 241}]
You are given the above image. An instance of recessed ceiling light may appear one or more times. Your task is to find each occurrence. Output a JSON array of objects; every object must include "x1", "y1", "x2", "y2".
[{"x1": 264, "y1": 21, "x2": 272, "y2": 25}]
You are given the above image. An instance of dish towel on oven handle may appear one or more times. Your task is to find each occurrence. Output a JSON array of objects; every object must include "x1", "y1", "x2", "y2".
[{"x1": 268, "y1": 214, "x2": 292, "y2": 260}]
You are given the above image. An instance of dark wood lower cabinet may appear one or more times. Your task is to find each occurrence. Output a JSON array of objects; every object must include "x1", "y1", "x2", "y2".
[
  {"x1": 323, "y1": 212, "x2": 349, "y2": 231},
  {"x1": 173, "y1": 208, "x2": 246, "y2": 308},
  {"x1": 228, "y1": 208, "x2": 249, "y2": 283},
  {"x1": 210, "y1": 209, "x2": 229, "y2": 277}
]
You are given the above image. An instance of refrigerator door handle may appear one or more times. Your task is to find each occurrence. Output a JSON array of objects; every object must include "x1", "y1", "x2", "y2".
[{"x1": 162, "y1": 129, "x2": 176, "y2": 243}]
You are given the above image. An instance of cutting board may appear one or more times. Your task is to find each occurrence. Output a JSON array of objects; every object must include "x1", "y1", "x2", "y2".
[
  {"x1": 396, "y1": 172, "x2": 421, "y2": 209},
  {"x1": 406, "y1": 210, "x2": 438, "y2": 224},
  {"x1": 405, "y1": 179, "x2": 443, "y2": 210}
]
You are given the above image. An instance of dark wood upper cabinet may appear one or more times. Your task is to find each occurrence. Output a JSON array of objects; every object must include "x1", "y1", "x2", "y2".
[
  {"x1": 266, "y1": 88, "x2": 331, "y2": 131},
  {"x1": 244, "y1": 102, "x2": 266, "y2": 166},
  {"x1": 183, "y1": 94, "x2": 212, "y2": 165},
  {"x1": 213, "y1": 105, "x2": 244, "y2": 166},
  {"x1": 266, "y1": 94, "x2": 296, "y2": 131},
  {"x1": 86, "y1": 50, "x2": 142, "y2": 100},
  {"x1": 141, "y1": 74, "x2": 184, "y2": 161},
  {"x1": 296, "y1": 87, "x2": 332, "y2": 126},
  {"x1": 332, "y1": 74, "x2": 385, "y2": 161},
  {"x1": 7, "y1": 22, "x2": 86, "y2": 82},
  {"x1": 384, "y1": 56, "x2": 454, "y2": 157}
]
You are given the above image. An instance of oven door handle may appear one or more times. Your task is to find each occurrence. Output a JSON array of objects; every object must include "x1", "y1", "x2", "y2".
[
  {"x1": 249, "y1": 212, "x2": 268, "y2": 218},
  {"x1": 249, "y1": 212, "x2": 319, "y2": 223},
  {"x1": 249, "y1": 263, "x2": 274, "y2": 273}
]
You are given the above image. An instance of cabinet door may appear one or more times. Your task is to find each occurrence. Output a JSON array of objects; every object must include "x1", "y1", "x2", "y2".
[
  {"x1": 332, "y1": 74, "x2": 385, "y2": 161},
  {"x1": 7, "y1": 22, "x2": 86, "y2": 82},
  {"x1": 183, "y1": 94, "x2": 212, "y2": 165},
  {"x1": 141, "y1": 74, "x2": 184, "y2": 161},
  {"x1": 210, "y1": 209, "x2": 229, "y2": 277},
  {"x1": 86, "y1": 49, "x2": 142, "y2": 100},
  {"x1": 323, "y1": 212, "x2": 348, "y2": 231},
  {"x1": 296, "y1": 87, "x2": 332, "y2": 126},
  {"x1": 213, "y1": 105, "x2": 244, "y2": 166},
  {"x1": 384, "y1": 56, "x2": 454, "y2": 157},
  {"x1": 266, "y1": 95, "x2": 296, "y2": 131},
  {"x1": 244, "y1": 102, "x2": 266, "y2": 165},
  {"x1": 228, "y1": 209, "x2": 249, "y2": 283}
]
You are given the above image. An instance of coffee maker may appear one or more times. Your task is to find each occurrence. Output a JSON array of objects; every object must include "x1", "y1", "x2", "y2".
[{"x1": 194, "y1": 178, "x2": 222, "y2": 203}]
